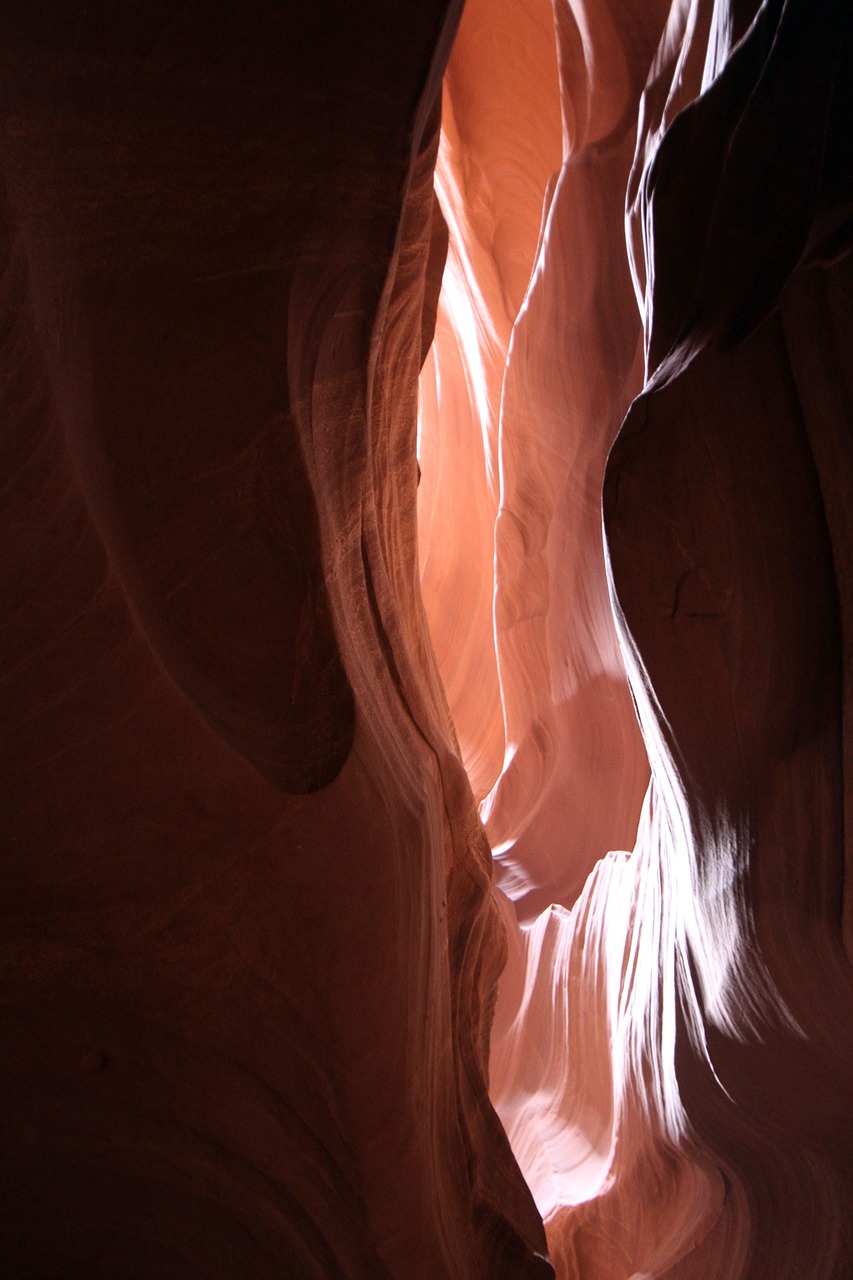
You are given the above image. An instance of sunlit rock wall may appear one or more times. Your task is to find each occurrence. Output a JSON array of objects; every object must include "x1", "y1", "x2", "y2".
[{"x1": 419, "y1": 0, "x2": 853, "y2": 1277}]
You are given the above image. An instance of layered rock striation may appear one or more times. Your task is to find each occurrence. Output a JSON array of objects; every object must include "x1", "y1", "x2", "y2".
[{"x1": 0, "y1": 5, "x2": 548, "y2": 1275}]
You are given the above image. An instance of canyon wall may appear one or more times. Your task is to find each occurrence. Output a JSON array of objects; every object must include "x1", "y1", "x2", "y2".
[
  {"x1": 2, "y1": 1, "x2": 852, "y2": 1278},
  {"x1": 0, "y1": 4, "x2": 548, "y2": 1275},
  {"x1": 421, "y1": 0, "x2": 853, "y2": 1276}
]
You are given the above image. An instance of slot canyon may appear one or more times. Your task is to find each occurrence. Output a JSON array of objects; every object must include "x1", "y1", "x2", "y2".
[{"x1": 1, "y1": 0, "x2": 852, "y2": 1276}]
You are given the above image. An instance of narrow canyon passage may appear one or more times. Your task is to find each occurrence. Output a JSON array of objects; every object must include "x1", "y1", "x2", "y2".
[
  {"x1": 418, "y1": 0, "x2": 853, "y2": 1273},
  {"x1": 1, "y1": 2, "x2": 852, "y2": 1278},
  {"x1": 418, "y1": 0, "x2": 651, "y2": 921}
]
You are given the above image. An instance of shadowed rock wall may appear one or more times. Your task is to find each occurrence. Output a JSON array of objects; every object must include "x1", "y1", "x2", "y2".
[{"x1": 0, "y1": 5, "x2": 549, "y2": 1276}]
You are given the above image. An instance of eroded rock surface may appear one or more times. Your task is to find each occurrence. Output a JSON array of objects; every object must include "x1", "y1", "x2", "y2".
[
  {"x1": 2, "y1": 1, "x2": 853, "y2": 1278},
  {"x1": 0, "y1": 5, "x2": 549, "y2": 1277},
  {"x1": 419, "y1": 0, "x2": 853, "y2": 1277}
]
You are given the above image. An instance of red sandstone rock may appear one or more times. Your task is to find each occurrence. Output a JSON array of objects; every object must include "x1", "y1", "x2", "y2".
[
  {"x1": 2, "y1": 1, "x2": 853, "y2": 1277},
  {"x1": 422, "y1": 0, "x2": 853, "y2": 1277},
  {"x1": 0, "y1": 5, "x2": 548, "y2": 1276}
]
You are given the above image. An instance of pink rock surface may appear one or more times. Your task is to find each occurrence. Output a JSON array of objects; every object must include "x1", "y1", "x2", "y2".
[{"x1": 421, "y1": 0, "x2": 853, "y2": 1276}]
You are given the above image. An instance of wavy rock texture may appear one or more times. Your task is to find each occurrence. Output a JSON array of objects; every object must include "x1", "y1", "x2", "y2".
[
  {"x1": 0, "y1": 5, "x2": 549, "y2": 1277},
  {"x1": 419, "y1": 0, "x2": 853, "y2": 1277},
  {"x1": 2, "y1": 1, "x2": 853, "y2": 1278}
]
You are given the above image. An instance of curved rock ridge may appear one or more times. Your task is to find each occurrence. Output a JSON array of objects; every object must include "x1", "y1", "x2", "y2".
[
  {"x1": 419, "y1": 0, "x2": 853, "y2": 1276},
  {"x1": 0, "y1": 4, "x2": 550, "y2": 1276}
]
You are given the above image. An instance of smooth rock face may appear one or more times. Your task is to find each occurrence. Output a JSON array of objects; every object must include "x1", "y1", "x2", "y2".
[
  {"x1": 419, "y1": 0, "x2": 853, "y2": 1277},
  {"x1": 0, "y1": 6, "x2": 549, "y2": 1277},
  {"x1": 2, "y1": 3, "x2": 852, "y2": 1280}
]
